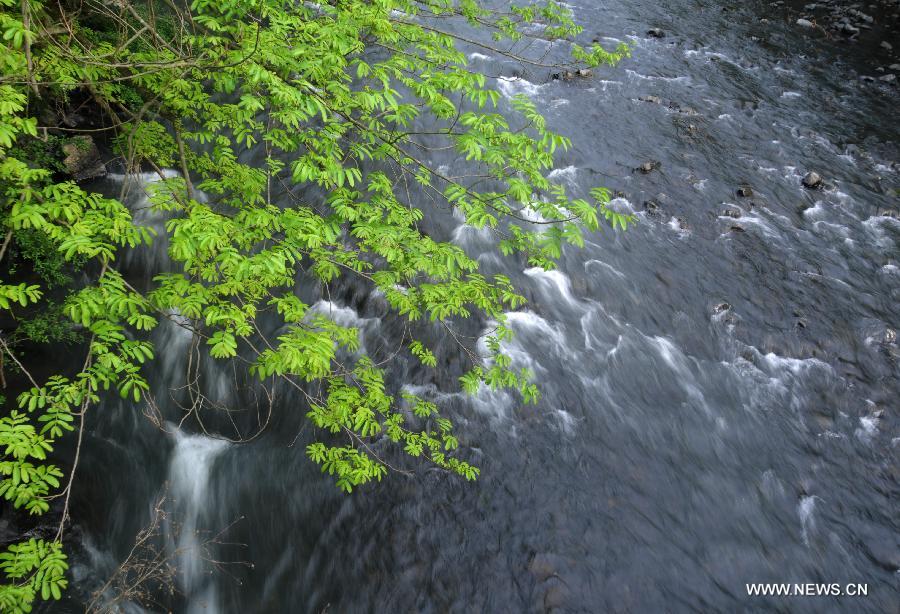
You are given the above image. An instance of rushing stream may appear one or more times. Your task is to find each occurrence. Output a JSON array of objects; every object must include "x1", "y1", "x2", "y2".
[{"x1": 55, "y1": 0, "x2": 898, "y2": 612}]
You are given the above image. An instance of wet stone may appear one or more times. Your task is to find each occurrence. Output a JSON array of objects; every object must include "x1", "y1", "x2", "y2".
[
  {"x1": 802, "y1": 171, "x2": 823, "y2": 189},
  {"x1": 736, "y1": 186, "x2": 753, "y2": 197},
  {"x1": 647, "y1": 28, "x2": 665, "y2": 38},
  {"x1": 643, "y1": 200, "x2": 662, "y2": 215},
  {"x1": 62, "y1": 136, "x2": 106, "y2": 182}
]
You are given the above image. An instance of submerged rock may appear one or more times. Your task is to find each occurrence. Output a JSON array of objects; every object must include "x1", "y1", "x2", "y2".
[
  {"x1": 639, "y1": 95, "x2": 662, "y2": 104},
  {"x1": 643, "y1": 200, "x2": 662, "y2": 215},
  {"x1": 647, "y1": 28, "x2": 665, "y2": 38},
  {"x1": 722, "y1": 206, "x2": 742, "y2": 218},
  {"x1": 638, "y1": 161, "x2": 660, "y2": 174},
  {"x1": 736, "y1": 186, "x2": 753, "y2": 197},
  {"x1": 802, "y1": 171, "x2": 823, "y2": 189}
]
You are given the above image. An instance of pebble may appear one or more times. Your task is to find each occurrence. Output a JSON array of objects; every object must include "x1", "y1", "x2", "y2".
[{"x1": 797, "y1": 18, "x2": 815, "y2": 28}]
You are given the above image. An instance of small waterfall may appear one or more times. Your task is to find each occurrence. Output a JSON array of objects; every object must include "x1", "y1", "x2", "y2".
[
  {"x1": 166, "y1": 430, "x2": 228, "y2": 613},
  {"x1": 113, "y1": 170, "x2": 231, "y2": 611}
]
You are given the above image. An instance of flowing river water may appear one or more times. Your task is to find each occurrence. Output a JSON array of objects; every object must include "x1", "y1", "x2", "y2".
[{"x1": 54, "y1": 0, "x2": 898, "y2": 612}]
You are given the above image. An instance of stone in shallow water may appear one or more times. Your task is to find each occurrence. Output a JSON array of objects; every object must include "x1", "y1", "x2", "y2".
[
  {"x1": 802, "y1": 171, "x2": 823, "y2": 189},
  {"x1": 647, "y1": 28, "x2": 665, "y2": 38},
  {"x1": 643, "y1": 200, "x2": 662, "y2": 215},
  {"x1": 736, "y1": 186, "x2": 753, "y2": 197}
]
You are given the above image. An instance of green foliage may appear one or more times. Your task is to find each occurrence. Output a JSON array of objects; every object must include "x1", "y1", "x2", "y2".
[
  {"x1": 1, "y1": 0, "x2": 630, "y2": 608},
  {"x1": 7, "y1": 228, "x2": 83, "y2": 288},
  {"x1": 0, "y1": 539, "x2": 68, "y2": 612}
]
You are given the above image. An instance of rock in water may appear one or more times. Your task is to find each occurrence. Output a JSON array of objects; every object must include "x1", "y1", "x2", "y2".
[
  {"x1": 796, "y1": 18, "x2": 814, "y2": 28},
  {"x1": 62, "y1": 136, "x2": 106, "y2": 181},
  {"x1": 736, "y1": 186, "x2": 753, "y2": 197},
  {"x1": 643, "y1": 200, "x2": 662, "y2": 215},
  {"x1": 647, "y1": 28, "x2": 665, "y2": 38},
  {"x1": 577, "y1": 69, "x2": 593, "y2": 78},
  {"x1": 713, "y1": 302, "x2": 732, "y2": 314},
  {"x1": 802, "y1": 171, "x2": 823, "y2": 189}
]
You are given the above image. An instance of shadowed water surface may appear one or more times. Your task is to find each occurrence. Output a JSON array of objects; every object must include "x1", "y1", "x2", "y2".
[{"x1": 59, "y1": 1, "x2": 898, "y2": 612}]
